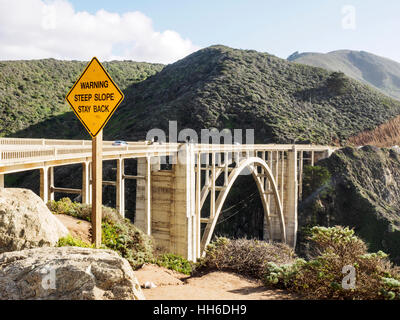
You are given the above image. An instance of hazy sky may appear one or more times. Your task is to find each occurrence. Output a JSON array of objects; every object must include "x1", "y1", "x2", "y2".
[{"x1": 0, "y1": 0, "x2": 399, "y2": 63}]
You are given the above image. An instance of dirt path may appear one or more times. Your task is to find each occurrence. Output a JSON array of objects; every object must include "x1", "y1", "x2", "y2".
[
  {"x1": 135, "y1": 264, "x2": 295, "y2": 300},
  {"x1": 57, "y1": 214, "x2": 296, "y2": 300}
]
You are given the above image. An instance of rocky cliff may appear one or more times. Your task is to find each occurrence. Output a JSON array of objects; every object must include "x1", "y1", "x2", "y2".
[{"x1": 298, "y1": 146, "x2": 400, "y2": 263}]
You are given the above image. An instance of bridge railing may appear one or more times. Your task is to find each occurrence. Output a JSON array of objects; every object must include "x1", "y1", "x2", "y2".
[
  {"x1": 0, "y1": 138, "x2": 91, "y2": 146},
  {"x1": 0, "y1": 138, "x2": 153, "y2": 146},
  {"x1": 0, "y1": 141, "x2": 182, "y2": 165},
  {"x1": 0, "y1": 138, "x2": 335, "y2": 167}
]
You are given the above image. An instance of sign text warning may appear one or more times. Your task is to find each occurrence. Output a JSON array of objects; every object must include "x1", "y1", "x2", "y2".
[{"x1": 65, "y1": 57, "x2": 124, "y2": 137}]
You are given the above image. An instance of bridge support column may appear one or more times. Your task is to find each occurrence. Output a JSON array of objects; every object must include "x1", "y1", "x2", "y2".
[
  {"x1": 116, "y1": 158, "x2": 125, "y2": 217},
  {"x1": 170, "y1": 144, "x2": 196, "y2": 261},
  {"x1": 40, "y1": 167, "x2": 50, "y2": 203},
  {"x1": 82, "y1": 162, "x2": 90, "y2": 204},
  {"x1": 0, "y1": 174, "x2": 4, "y2": 188},
  {"x1": 135, "y1": 157, "x2": 160, "y2": 235},
  {"x1": 136, "y1": 157, "x2": 151, "y2": 235},
  {"x1": 48, "y1": 167, "x2": 54, "y2": 201},
  {"x1": 283, "y1": 147, "x2": 298, "y2": 247}
]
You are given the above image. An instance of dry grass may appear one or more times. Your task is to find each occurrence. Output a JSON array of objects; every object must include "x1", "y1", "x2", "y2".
[
  {"x1": 347, "y1": 115, "x2": 400, "y2": 147},
  {"x1": 198, "y1": 237, "x2": 296, "y2": 279}
]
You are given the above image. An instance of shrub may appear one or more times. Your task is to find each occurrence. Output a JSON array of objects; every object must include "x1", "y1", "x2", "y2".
[
  {"x1": 264, "y1": 259, "x2": 306, "y2": 289},
  {"x1": 263, "y1": 226, "x2": 400, "y2": 300},
  {"x1": 198, "y1": 237, "x2": 296, "y2": 279},
  {"x1": 48, "y1": 197, "x2": 87, "y2": 219},
  {"x1": 326, "y1": 71, "x2": 350, "y2": 95},
  {"x1": 49, "y1": 198, "x2": 154, "y2": 270},
  {"x1": 101, "y1": 221, "x2": 153, "y2": 269},
  {"x1": 47, "y1": 197, "x2": 121, "y2": 223},
  {"x1": 156, "y1": 253, "x2": 193, "y2": 275},
  {"x1": 57, "y1": 234, "x2": 94, "y2": 248}
]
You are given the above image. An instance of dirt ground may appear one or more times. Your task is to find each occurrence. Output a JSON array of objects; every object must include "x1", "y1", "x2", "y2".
[
  {"x1": 57, "y1": 214, "x2": 297, "y2": 300},
  {"x1": 134, "y1": 264, "x2": 296, "y2": 300},
  {"x1": 55, "y1": 214, "x2": 92, "y2": 243}
]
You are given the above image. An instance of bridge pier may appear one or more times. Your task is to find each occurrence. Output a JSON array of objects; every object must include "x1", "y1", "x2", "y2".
[
  {"x1": 135, "y1": 157, "x2": 157, "y2": 235},
  {"x1": 170, "y1": 144, "x2": 196, "y2": 261},
  {"x1": 134, "y1": 144, "x2": 198, "y2": 261},
  {"x1": 283, "y1": 147, "x2": 298, "y2": 247},
  {"x1": 116, "y1": 158, "x2": 125, "y2": 217},
  {"x1": 40, "y1": 166, "x2": 53, "y2": 203},
  {"x1": 82, "y1": 162, "x2": 91, "y2": 204}
]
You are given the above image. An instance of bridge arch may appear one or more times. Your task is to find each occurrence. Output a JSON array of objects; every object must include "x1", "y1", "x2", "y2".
[{"x1": 200, "y1": 157, "x2": 286, "y2": 254}]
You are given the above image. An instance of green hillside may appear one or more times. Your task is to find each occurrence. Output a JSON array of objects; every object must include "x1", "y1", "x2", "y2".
[
  {"x1": 8, "y1": 46, "x2": 400, "y2": 145},
  {"x1": 288, "y1": 50, "x2": 400, "y2": 101},
  {"x1": 104, "y1": 45, "x2": 400, "y2": 145},
  {"x1": 0, "y1": 59, "x2": 163, "y2": 137}
]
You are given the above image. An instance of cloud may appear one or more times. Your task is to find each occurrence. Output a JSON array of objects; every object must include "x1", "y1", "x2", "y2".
[{"x1": 0, "y1": 0, "x2": 200, "y2": 63}]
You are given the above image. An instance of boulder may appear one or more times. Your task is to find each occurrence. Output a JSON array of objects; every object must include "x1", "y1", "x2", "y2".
[
  {"x1": 0, "y1": 188, "x2": 69, "y2": 253},
  {"x1": 0, "y1": 246, "x2": 145, "y2": 300}
]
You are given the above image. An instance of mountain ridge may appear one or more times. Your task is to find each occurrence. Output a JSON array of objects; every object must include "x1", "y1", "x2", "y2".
[
  {"x1": 2, "y1": 45, "x2": 400, "y2": 147},
  {"x1": 105, "y1": 45, "x2": 400, "y2": 145},
  {"x1": 288, "y1": 49, "x2": 400, "y2": 100}
]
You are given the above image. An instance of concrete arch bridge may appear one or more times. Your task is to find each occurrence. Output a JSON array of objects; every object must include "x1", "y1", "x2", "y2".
[{"x1": 0, "y1": 138, "x2": 334, "y2": 261}]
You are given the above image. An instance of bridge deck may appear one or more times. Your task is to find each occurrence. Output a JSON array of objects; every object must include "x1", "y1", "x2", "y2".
[{"x1": 0, "y1": 138, "x2": 335, "y2": 174}]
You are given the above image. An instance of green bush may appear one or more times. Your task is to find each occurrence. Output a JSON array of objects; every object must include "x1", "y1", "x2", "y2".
[
  {"x1": 263, "y1": 226, "x2": 400, "y2": 300},
  {"x1": 48, "y1": 197, "x2": 88, "y2": 220},
  {"x1": 264, "y1": 259, "x2": 306, "y2": 288},
  {"x1": 49, "y1": 198, "x2": 154, "y2": 270},
  {"x1": 101, "y1": 221, "x2": 153, "y2": 269},
  {"x1": 156, "y1": 253, "x2": 193, "y2": 275},
  {"x1": 47, "y1": 197, "x2": 121, "y2": 223},
  {"x1": 57, "y1": 234, "x2": 94, "y2": 248},
  {"x1": 326, "y1": 71, "x2": 350, "y2": 95}
]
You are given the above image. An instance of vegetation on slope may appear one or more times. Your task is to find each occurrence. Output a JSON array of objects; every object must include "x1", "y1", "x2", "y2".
[
  {"x1": 288, "y1": 50, "x2": 400, "y2": 100},
  {"x1": 265, "y1": 226, "x2": 400, "y2": 300},
  {"x1": 50, "y1": 198, "x2": 193, "y2": 274},
  {"x1": 298, "y1": 146, "x2": 400, "y2": 264},
  {"x1": 0, "y1": 59, "x2": 163, "y2": 137},
  {"x1": 49, "y1": 197, "x2": 154, "y2": 269},
  {"x1": 105, "y1": 45, "x2": 400, "y2": 145},
  {"x1": 7, "y1": 46, "x2": 400, "y2": 145},
  {"x1": 202, "y1": 227, "x2": 400, "y2": 300}
]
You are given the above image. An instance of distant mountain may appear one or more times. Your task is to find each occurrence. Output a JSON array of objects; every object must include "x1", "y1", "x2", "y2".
[{"x1": 288, "y1": 50, "x2": 400, "y2": 100}]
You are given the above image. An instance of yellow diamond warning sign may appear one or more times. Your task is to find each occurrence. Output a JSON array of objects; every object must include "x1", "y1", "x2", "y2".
[{"x1": 65, "y1": 57, "x2": 124, "y2": 137}]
